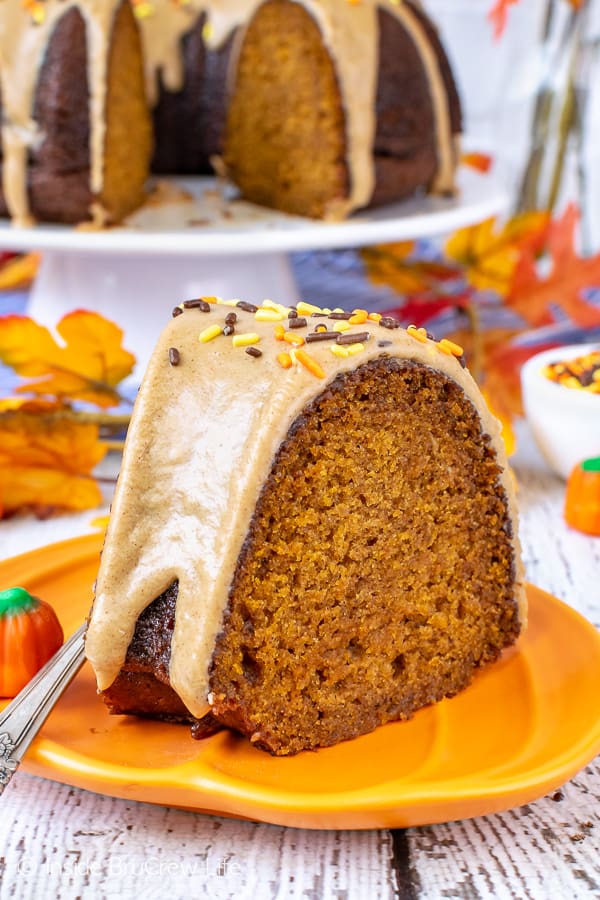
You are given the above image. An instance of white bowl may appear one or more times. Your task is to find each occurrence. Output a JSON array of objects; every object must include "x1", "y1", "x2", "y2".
[{"x1": 520, "y1": 343, "x2": 600, "y2": 480}]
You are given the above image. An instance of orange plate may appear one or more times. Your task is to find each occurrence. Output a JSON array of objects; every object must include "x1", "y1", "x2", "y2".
[{"x1": 2, "y1": 533, "x2": 600, "y2": 830}]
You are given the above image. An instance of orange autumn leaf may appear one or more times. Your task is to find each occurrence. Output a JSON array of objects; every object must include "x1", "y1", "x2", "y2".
[
  {"x1": 507, "y1": 204, "x2": 600, "y2": 328},
  {"x1": 0, "y1": 400, "x2": 107, "y2": 517},
  {"x1": 0, "y1": 310, "x2": 135, "y2": 407},
  {"x1": 488, "y1": 0, "x2": 520, "y2": 39},
  {"x1": 461, "y1": 152, "x2": 493, "y2": 174},
  {"x1": 444, "y1": 212, "x2": 550, "y2": 296},
  {"x1": 490, "y1": 0, "x2": 582, "y2": 39},
  {"x1": 482, "y1": 389, "x2": 516, "y2": 457},
  {"x1": 446, "y1": 325, "x2": 527, "y2": 419}
]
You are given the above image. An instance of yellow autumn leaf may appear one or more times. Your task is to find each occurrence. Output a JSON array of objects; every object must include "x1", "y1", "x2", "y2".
[
  {"x1": 444, "y1": 212, "x2": 550, "y2": 296},
  {"x1": 0, "y1": 310, "x2": 135, "y2": 407},
  {"x1": 0, "y1": 403, "x2": 107, "y2": 517}
]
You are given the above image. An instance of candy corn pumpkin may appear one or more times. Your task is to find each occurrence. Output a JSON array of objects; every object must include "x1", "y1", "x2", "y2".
[
  {"x1": 564, "y1": 457, "x2": 600, "y2": 536},
  {"x1": 0, "y1": 587, "x2": 64, "y2": 697}
]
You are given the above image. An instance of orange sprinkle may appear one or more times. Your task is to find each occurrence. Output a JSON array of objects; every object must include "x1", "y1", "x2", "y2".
[
  {"x1": 407, "y1": 325, "x2": 428, "y2": 343},
  {"x1": 277, "y1": 351, "x2": 293, "y2": 370},
  {"x1": 295, "y1": 348, "x2": 326, "y2": 379},
  {"x1": 283, "y1": 331, "x2": 305, "y2": 346},
  {"x1": 349, "y1": 310, "x2": 368, "y2": 325},
  {"x1": 438, "y1": 338, "x2": 464, "y2": 357},
  {"x1": 274, "y1": 324, "x2": 285, "y2": 341}
]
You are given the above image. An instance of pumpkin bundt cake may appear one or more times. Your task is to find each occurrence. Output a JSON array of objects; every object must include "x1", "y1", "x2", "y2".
[
  {"x1": 85, "y1": 299, "x2": 526, "y2": 756},
  {"x1": 0, "y1": 0, "x2": 461, "y2": 225}
]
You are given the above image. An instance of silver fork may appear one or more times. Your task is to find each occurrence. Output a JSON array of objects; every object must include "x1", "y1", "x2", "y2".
[{"x1": 0, "y1": 624, "x2": 86, "y2": 795}]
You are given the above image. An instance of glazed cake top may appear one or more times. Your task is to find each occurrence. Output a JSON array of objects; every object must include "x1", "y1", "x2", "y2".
[
  {"x1": 0, "y1": 0, "x2": 457, "y2": 223},
  {"x1": 85, "y1": 298, "x2": 526, "y2": 719}
]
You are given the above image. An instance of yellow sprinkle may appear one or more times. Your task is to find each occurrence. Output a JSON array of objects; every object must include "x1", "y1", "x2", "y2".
[
  {"x1": 349, "y1": 310, "x2": 368, "y2": 325},
  {"x1": 274, "y1": 324, "x2": 286, "y2": 341},
  {"x1": 407, "y1": 324, "x2": 428, "y2": 343},
  {"x1": 330, "y1": 345, "x2": 350, "y2": 358},
  {"x1": 232, "y1": 332, "x2": 261, "y2": 347},
  {"x1": 295, "y1": 348, "x2": 326, "y2": 378},
  {"x1": 277, "y1": 351, "x2": 293, "y2": 369},
  {"x1": 283, "y1": 331, "x2": 305, "y2": 346},
  {"x1": 346, "y1": 342, "x2": 365, "y2": 355},
  {"x1": 438, "y1": 338, "x2": 464, "y2": 357},
  {"x1": 297, "y1": 301, "x2": 323, "y2": 316},
  {"x1": 255, "y1": 308, "x2": 285, "y2": 322},
  {"x1": 332, "y1": 321, "x2": 351, "y2": 332},
  {"x1": 198, "y1": 324, "x2": 222, "y2": 343},
  {"x1": 332, "y1": 308, "x2": 345, "y2": 314},
  {"x1": 132, "y1": 1, "x2": 153, "y2": 19},
  {"x1": 368, "y1": 312, "x2": 382, "y2": 322},
  {"x1": 262, "y1": 299, "x2": 289, "y2": 315},
  {"x1": 216, "y1": 297, "x2": 239, "y2": 307},
  {"x1": 202, "y1": 21, "x2": 214, "y2": 41}
]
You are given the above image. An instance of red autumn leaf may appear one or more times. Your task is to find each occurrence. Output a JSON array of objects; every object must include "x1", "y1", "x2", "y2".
[{"x1": 507, "y1": 204, "x2": 600, "y2": 328}]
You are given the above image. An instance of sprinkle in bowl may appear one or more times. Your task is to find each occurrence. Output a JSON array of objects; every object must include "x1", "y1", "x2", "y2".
[{"x1": 520, "y1": 343, "x2": 600, "y2": 479}]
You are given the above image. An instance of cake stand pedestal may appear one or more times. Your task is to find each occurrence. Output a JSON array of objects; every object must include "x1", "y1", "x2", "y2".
[
  {"x1": 0, "y1": 171, "x2": 508, "y2": 378},
  {"x1": 27, "y1": 250, "x2": 300, "y2": 377}
]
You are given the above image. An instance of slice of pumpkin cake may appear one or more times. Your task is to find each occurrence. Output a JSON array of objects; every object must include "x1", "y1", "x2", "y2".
[{"x1": 85, "y1": 299, "x2": 525, "y2": 756}]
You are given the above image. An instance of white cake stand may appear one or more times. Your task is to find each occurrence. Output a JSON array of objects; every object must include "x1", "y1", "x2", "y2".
[{"x1": 0, "y1": 169, "x2": 507, "y2": 377}]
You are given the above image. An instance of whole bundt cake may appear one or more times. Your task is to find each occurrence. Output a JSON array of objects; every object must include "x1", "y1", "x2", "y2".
[
  {"x1": 0, "y1": 0, "x2": 461, "y2": 225},
  {"x1": 85, "y1": 298, "x2": 526, "y2": 756}
]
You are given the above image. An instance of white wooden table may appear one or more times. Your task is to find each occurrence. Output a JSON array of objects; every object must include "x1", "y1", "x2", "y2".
[{"x1": 0, "y1": 420, "x2": 599, "y2": 900}]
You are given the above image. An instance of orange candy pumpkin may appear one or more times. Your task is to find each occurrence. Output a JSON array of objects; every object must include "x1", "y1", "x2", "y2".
[
  {"x1": 564, "y1": 457, "x2": 600, "y2": 536},
  {"x1": 0, "y1": 586, "x2": 64, "y2": 697}
]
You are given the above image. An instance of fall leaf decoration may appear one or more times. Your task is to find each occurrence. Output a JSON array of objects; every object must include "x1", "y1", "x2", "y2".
[
  {"x1": 0, "y1": 398, "x2": 107, "y2": 518},
  {"x1": 461, "y1": 152, "x2": 493, "y2": 174},
  {"x1": 444, "y1": 211, "x2": 550, "y2": 296},
  {"x1": 0, "y1": 310, "x2": 135, "y2": 519},
  {"x1": 0, "y1": 309, "x2": 135, "y2": 407},
  {"x1": 488, "y1": 0, "x2": 582, "y2": 39},
  {"x1": 367, "y1": 202, "x2": 600, "y2": 448},
  {"x1": 506, "y1": 204, "x2": 600, "y2": 328}
]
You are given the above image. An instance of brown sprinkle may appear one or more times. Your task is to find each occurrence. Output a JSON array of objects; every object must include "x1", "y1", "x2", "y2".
[
  {"x1": 183, "y1": 298, "x2": 211, "y2": 312},
  {"x1": 328, "y1": 311, "x2": 353, "y2": 320},
  {"x1": 306, "y1": 330, "x2": 339, "y2": 343},
  {"x1": 377, "y1": 340, "x2": 392, "y2": 347},
  {"x1": 168, "y1": 347, "x2": 180, "y2": 366},
  {"x1": 288, "y1": 308, "x2": 298, "y2": 319},
  {"x1": 379, "y1": 316, "x2": 401, "y2": 330},
  {"x1": 336, "y1": 331, "x2": 371, "y2": 345},
  {"x1": 236, "y1": 300, "x2": 258, "y2": 313},
  {"x1": 245, "y1": 346, "x2": 262, "y2": 358},
  {"x1": 225, "y1": 312, "x2": 237, "y2": 326},
  {"x1": 223, "y1": 325, "x2": 235, "y2": 336},
  {"x1": 172, "y1": 306, "x2": 183, "y2": 317},
  {"x1": 288, "y1": 316, "x2": 307, "y2": 329}
]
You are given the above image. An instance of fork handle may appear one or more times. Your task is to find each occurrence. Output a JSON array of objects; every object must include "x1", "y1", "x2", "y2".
[{"x1": 0, "y1": 624, "x2": 86, "y2": 795}]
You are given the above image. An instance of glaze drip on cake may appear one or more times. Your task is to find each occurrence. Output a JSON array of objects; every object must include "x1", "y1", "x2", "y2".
[
  {"x1": 85, "y1": 301, "x2": 525, "y2": 722},
  {"x1": 0, "y1": 0, "x2": 460, "y2": 225}
]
